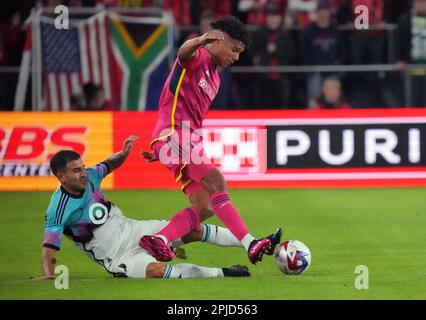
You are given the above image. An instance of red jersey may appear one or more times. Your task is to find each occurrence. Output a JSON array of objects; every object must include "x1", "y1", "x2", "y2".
[{"x1": 151, "y1": 47, "x2": 220, "y2": 145}]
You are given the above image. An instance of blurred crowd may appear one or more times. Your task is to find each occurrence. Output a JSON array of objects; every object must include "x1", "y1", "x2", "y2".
[{"x1": 0, "y1": 0, "x2": 425, "y2": 110}]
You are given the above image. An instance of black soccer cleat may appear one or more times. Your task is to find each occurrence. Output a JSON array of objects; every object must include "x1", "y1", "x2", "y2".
[
  {"x1": 265, "y1": 228, "x2": 283, "y2": 255},
  {"x1": 222, "y1": 265, "x2": 251, "y2": 277},
  {"x1": 172, "y1": 246, "x2": 187, "y2": 260}
]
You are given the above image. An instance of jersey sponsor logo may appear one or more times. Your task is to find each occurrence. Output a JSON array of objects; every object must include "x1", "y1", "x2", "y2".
[
  {"x1": 88, "y1": 203, "x2": 109, "y2": 225},
  {"x1": 198, "y1": 77, "x2": 216, "y2": 101}
]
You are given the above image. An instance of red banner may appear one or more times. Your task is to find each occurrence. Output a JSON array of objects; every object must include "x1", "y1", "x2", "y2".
[
  {"x1": 0, "y1": 112, "x2": 113, "y2": 190},
  {"x1": 112, "y1": 111, "x2": 173, "y2": 189},
  {"x1": 2, "y1": 109, "x2": 426, "y2": 190},
  {"x1": 112, "y1": 109, "x2": 426, "y2": 190}
]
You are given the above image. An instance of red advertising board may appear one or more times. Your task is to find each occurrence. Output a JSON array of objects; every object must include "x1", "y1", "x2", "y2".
[
  {"x1": 2, "y1": 109, "x2": 426, "y2": 191},
  {"x1": 0, "y1": 112, "x2": 113, "y2": 190},
  {"x1": 112, "y1": 111, "x2": 173, "y2": 189},
  {"x1": 112, "y1": 109, "x2": 426, "y2": 190}
]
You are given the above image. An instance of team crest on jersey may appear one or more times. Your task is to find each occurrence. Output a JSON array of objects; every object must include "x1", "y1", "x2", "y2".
[{"x1": 88, "y1": 203, "x2": 108, "y2": 225}]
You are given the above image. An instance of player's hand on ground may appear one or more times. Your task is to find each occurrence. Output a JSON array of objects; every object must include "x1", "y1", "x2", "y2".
[
  {"x1": 199, "y1": 30, "x2": 224, "y2": 45},
  {"x1": 30, "y1": 275, "x2": 56, "y2": 280},
  {"x1": 122, "y1": 135, "x2": 139, "y2": 156},
  {"x1": 141, "y1": 151, "x2": 158, "y2": 162}
]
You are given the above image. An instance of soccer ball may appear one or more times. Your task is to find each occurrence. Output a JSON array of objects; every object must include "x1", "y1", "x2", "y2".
[{"x1": 275, "y1": 240, "x2": 311, "y2": 275}]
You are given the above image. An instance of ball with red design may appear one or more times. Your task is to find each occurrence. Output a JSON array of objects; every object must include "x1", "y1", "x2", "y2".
[{"x1": 275, "y1": 240, "x2": 311, "y2": 275}]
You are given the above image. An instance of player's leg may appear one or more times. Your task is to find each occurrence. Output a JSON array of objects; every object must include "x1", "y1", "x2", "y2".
[
  {"x1": 120, "y1": 253, "x2": 249, "y2": 279},
  {"x1": 139, "y1": 141, "x2": 206, "y2": 260},
  {"x1": 139, "y1": 175, "x2": 216, "y2": 261},
  {"x1": 149, "y1": 188, "x2": 210, "y2": 248},
  {"x1": 171, "y1": 189, "x2": 281, "y2": 250},
  {"x1": 179, "y1": 224, "x2": 241, "y2": 247},
  {"x1": 135, "y1": 216, "x2": 240, "y2": 259},
  {"x1": 167, "y1": 190, "x2": 239, "y2": 259},
  {"x1": 145, "y1": 262, "x2": 250, "y2": 279},
  {"x1": 200, "y1": 168, "x2": 278, "y2": 263},
  {"x1": 111, "y1": 227, "x2": 249, "y2": 279},
  {"x1": 141, "y1": 168, "x2": 279, "y2": 263},
  {"x1": 158, "y1": 188, "x2": 244, "y2": 249},
  {"x1": 145, "y1": 167, "x2": 223, "y2": 248},
  {"x1": 141, "y1": 140, "x2": 280, "y2": 263},
  {"x1": 176, "y1": 225, "x2": 282, "y2": 256},
  {"x1": 160, "y1": 158, "x2": 274, "y2": 262},
  {"x1": 140, "y1": 206, "x2": 200, "y2": 259},
  {"x1": 170, "y1": 189, "x2": 214, "y2": 247},
  {"x1": 181, "y1": 188, "x2": 242, "y2": 246}
]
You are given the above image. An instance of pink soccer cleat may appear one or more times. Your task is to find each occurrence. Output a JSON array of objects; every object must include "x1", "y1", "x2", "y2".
[
  {"x1": 247, "y1": 238, "x2": 271, "y2": 265},
  {"x1": 139, "y1": 235, "x2": 175, "y2": 262}
]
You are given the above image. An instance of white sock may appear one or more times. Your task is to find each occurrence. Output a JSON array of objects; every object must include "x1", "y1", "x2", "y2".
[
  {"x1": 163, "y1": 264, "x2": 224, "y2": 279},
  {"x1": 156, "y1": 234, "x2": 168, "y2": 245},
  {"x1": 240, "y1": 234, "x2": 255, "y2": 251},
  {"x1": 171, "y1": 238, "x2": 184, "y2": 248},
  {"x1": 201, "y1": 224, "x2": 243, "y2": 247}
]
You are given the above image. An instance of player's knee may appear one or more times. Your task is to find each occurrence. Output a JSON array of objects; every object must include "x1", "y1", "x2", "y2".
[
  {"x1": 145, "y1": 262, "x2": 166, "y2": 278},
  {"x1": 202, "y1": 168, "x2": 226, "y2": 194}
]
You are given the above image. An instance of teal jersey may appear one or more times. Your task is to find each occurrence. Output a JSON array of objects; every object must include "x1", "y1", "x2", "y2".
[{"x1": 43, "y1": 162, "x2": 111, "y2": 250}]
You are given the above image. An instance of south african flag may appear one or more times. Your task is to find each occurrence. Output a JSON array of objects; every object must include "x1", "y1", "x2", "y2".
[{"x1": 109, "y1": 13, "x2": 173, "y2": 110}]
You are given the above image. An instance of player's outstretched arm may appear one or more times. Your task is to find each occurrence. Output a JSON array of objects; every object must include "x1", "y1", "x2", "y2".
[
  {"x1": 178, "y1": 30, "x2": 224, "y2": 61},
  {"x1": 31, "y1": 247, "x2": 57, "y2": 280},
  {"x1": 103, "y1": 135, "x2": 138, "y2": 172}
]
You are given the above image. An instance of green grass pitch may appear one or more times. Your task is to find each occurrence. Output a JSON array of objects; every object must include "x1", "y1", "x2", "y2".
[{"x1": 1, "y1": 188, "x2": 425, "y2": 300}]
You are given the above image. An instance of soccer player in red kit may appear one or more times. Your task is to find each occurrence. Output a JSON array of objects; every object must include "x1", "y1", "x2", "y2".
[{"x1": 141, "y1": 16, "x2": 281, "y2": 264}]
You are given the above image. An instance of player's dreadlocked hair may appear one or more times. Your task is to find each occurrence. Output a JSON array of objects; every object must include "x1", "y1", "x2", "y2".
[
  {"x1": 210, "y1": 16, "x2": 251, "y2": 47},
  {"x1": 50, "y1": 150, "x2": 81, "y2": 176}
]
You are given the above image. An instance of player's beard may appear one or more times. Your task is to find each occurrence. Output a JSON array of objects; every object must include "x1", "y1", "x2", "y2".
[
  {"x1": 79, "y1": 177, "x2": 88, "y2": 190},
  {"x1": 67, "y1": 177, "x2": 87, "y2": 195}
]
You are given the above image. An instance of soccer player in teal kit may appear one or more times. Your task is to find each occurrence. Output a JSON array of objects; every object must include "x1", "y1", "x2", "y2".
[
  {"x1": 141, "y1": 16, "x2": 282, "y2": 264},
  {"x1": 32, "y1": 136, "x2": 253, "y2": 280}
]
